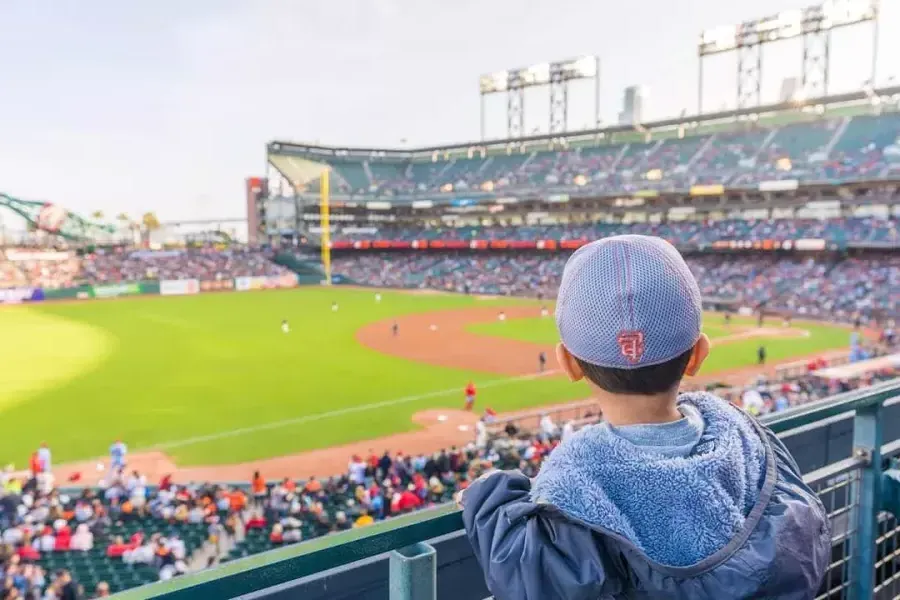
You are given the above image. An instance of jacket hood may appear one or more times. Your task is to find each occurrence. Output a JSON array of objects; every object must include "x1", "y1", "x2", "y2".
[{"x1": 530, "y1": 392, "x2": 767, "y2": 567}]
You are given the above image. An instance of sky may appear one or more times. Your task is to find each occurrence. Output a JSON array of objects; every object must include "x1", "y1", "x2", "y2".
[{"x1": 0, "y1": 0, "x2": 897, "y2": 223}]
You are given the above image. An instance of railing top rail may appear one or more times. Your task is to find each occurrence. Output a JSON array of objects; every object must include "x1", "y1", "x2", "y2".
[
  {"x1": 114, "y1": 379, "x2": 900, "y2": 599},
  {"x1": 112, "y1": 505, "x2": 463, "y2": 599}
]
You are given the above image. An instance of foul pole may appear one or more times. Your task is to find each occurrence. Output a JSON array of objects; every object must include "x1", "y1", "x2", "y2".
[{"x1": 320, "y1": 170, "x2": 332, "y2": 285}]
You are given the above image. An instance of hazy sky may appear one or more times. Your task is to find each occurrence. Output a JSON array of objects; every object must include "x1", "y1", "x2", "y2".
[{"x1": 0, "y1": 0, "x2": 896, "y2": 222}]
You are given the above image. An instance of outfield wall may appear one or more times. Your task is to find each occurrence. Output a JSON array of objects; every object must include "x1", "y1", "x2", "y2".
[{"x1": 0, "y1": 273, "x2": 301, "y2": 305}]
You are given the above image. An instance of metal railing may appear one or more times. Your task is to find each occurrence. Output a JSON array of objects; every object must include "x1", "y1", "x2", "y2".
[{"x1": 114, "y1": 379, "x2": 900, "y2": 600}]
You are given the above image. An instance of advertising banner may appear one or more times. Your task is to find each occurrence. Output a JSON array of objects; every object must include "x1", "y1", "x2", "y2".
[
  {"x1": 4, "y1": 250, "x2": 71, "y2": 262},
  {"x1": 235, "y1": 275, "x2": 296, "y2": 291},
  {"x1": 0, "y1": 287, "x2": 44, "y2": 304},
  {"x1": 689, "y1": 184, "x2": 725, "y2": 196},
  {"x1": 44, "y1": 285, "x2": 93, "y2": 301},
  {"x1": 92, "y1": 283, "x2": 142, "y2": 299},
  {"x1": 235, "y1": 277, "x2": 257, "y2": 292},
  {"x1": 160, "y1": 279, "x2": 200, "y2": 296},
  {"x1": 275, "y1": 274, "x2": 298, "y2": 288},
  {"x1": 200, "y1": 279, "x2": 235, "y2": 292},
  {"x1": 758, "y1": 179, "x2": 799, "y2": 192}
]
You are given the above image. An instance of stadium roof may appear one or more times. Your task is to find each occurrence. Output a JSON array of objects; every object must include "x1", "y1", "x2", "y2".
[{"x1": 268, "y1": 85, "x2": 900, "y2": 159}]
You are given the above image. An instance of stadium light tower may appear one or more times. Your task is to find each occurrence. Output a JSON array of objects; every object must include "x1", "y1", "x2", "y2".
[
  {"x1": 479, "y1": 56, "x2": 600, "y2": 139},
  {"x1": 697, "y1": 0, "x2": 879, "y2": 113}
]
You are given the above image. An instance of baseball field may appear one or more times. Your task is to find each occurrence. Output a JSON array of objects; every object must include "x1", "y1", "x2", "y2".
[{"x1": 0, "y1": 286, "x2": 852, "y2": 473}]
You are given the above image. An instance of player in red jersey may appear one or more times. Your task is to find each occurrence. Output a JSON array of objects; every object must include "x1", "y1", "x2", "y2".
[{"x1": 464, "y1": 381, "x2": 476, "y2": 411}]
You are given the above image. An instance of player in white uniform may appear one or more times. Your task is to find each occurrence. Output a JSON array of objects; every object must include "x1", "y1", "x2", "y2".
[
  {"x1": 375, "y1": 293, "x2": 382, "y2": 303},
  {"x1": 332, "y1": 302, "x2": 339, "y2": 312},
  {"x1": 281, "y1": 319, "x2": 290, "y2": 334}
]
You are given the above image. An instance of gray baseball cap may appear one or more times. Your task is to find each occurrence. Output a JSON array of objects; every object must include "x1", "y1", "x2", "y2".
[{"x1": 555, "y1": 235, "x2": 702, "y2": 369}]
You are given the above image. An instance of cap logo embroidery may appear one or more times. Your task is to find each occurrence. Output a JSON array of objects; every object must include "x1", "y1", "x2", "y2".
[{"x1": 617, "y1": 330, "x2": 645, "y2": 364}]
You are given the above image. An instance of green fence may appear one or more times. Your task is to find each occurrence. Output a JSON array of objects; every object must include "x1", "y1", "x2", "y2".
[
  {"x1": 42, "y1": 281, "x2": 159, "y2": 301},
  {"x1": 112, "y1": 379, "x2": 900, "y2": 600}
]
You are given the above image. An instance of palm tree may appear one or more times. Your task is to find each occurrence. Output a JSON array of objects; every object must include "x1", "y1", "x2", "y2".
[
  {"x1": 90, "y1": 210, "x2": 104, "y2": 221},
  {"x1": 141, "y1": 212, "x2": 160, "y2": 232}
]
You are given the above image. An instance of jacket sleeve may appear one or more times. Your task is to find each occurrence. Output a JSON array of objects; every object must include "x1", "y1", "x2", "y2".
[{"x1": 460, "y1": 470, "x2": 610, "y2": 600}]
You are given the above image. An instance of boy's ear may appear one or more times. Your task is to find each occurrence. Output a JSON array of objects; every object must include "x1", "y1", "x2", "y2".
[
  {"x1": 555, "y1": 343, "x2": 584, "y2": 382},
  {"x1": 684, "y1": 333, "x2": 710, "y2": 377}
]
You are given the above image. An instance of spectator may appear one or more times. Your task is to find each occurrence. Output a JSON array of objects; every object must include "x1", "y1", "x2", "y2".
[
  {"x1": 250, "y1": 471, "x2": 267, "y2": 508},
  {"x1": 37, "y1": 444, "x2": 51, "y2": 474},
  {"x1": 108, "y1": 441, "x2": 127, "y2": 474},
  {"x1": 353, "y1": 509, "x2": 374, "y2": 528},
  {"x1": 55, "y1": 570, "x2": 79, "y2": 600},
  {"x1": 538, "y1": 413, "x2": 556, "y2": 441},
  {"x1": 70, "y1": 524, "x2": 93, "y2": 552},
  {"x1": 459, "y1": 236, "x2": 828, "y2": 599},
  {"x1": 93, "y1": 582, "x2": 110, "y2": 598}
]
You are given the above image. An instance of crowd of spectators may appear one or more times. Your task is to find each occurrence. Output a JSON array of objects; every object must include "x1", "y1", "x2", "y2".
[
  {"x1": 0, "y1": 250, "x2": 82, "y2": 290},
  {"x1": 320, "y1": 112, "x2": 900, "y2": 197},
  {"x1": 80, "y1": 248, "x2": 290, "y2": 285},
  {"x1": 331, "y1": 216, "x2": 900, "y2": 247},
  {"x1": 0, "y1": 247, "x2": 293, "y2": 290},
  {"x1": 331, "y1": 250, "x2": 900, "y2": 320},
  {"x1": 0, "y1": 462, "x2": 210, "y2": 599},
  {"x1": 0, "y1": 433, "x2": 571, "y2": 598},
  {"x1": 237, "y1": 442, "x2": 548, "y2": 560},
  {"x1": 719, "y1": 349, "x2": 898, "y2": 417}
]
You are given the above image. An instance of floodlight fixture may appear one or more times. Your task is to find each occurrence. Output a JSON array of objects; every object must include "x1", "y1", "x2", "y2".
[{"x1": 479, "y1": 56, "x2": 601, "y2": 139}]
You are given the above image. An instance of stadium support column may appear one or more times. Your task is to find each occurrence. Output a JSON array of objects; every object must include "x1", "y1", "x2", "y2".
[
  {"x1": 480, "y1": 95, "x2": 486, "y2": 141},
  {"x1": 594, "y1": 56, "x2": 601, "y2": 126},
  {"x1": 697, "y1": 56, "x2": 704, "y2": 114},
  {"x1": 507, "y1": 72, "x2": 525, "y2": 138},
  {"x1": 549, "y1": 65, "x2": 568, "y2": 134},
  {"x1": 802, "y1": 29, "x2": 830, "y2": 99},
  {"x1": 737, "y1": 43, "x2": 762, "y2": 109},
  {"x1": 320, "y1": 170, "x2": 332, "y2": 285},
  {"x1": 871, "y1": 3, "x2": 879, "y2": 86}
]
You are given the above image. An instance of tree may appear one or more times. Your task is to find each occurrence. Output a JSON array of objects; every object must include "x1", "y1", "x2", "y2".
[
  {"x1": 141, "y1": 212, "x2": 160, "y2": 232},
  {"x1": 116, "y1": 213, "x2": 130, "y2": 225},
  {"x1": 90, "y1": 210, "x2": 104, "y2": 221}
]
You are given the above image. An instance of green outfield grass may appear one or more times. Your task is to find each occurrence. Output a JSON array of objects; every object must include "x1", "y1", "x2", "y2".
[
  {"x1": 468, "y1": 314, "x2": 851, "y2": 375},
  {"x1": 0, "y1": 288, "x2": 587, "y2": 467},
  {"x1": 0, "y1": 288, "x2": 851, "y2": 468}
]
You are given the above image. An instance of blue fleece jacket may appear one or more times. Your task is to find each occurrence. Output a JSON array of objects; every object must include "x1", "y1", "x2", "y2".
[
  {"x1": 530, "y1": 393, "x2": 765, "y2": 566},
  {"x1": 461, "y1": 392, "x2": 831, "y2": 600}
]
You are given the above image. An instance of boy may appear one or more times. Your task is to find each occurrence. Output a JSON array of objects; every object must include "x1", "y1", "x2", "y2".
[{"x1": 460, "y1": 235, "x2": 829, "y2": 600}]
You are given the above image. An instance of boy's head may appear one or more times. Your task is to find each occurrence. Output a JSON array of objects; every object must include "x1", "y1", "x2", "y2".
[{"x1": 555, "y1": 235, "x2": 709, "y2": 396}]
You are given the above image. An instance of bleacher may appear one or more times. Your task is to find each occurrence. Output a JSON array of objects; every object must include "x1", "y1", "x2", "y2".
[
  {"x1": 270, "y1": 105, "x2": 900, "y2": 198},
  {"x1": 34, "y1": 517, "x2": 209, "y2": 595}
]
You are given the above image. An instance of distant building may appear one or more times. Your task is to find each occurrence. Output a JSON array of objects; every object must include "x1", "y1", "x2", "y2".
[{"x1": 619, "y1": 86, "x2": 646, "y2": 125}]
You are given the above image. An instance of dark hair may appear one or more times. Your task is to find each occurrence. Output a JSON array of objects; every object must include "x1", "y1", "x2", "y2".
[{"x1": 575, "y1": 349, "x2": 693, "y2": 395}]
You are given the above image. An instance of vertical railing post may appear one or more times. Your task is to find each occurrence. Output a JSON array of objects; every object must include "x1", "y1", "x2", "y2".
[
  {"x1": 850, "y1": 402, "x2": 883, "y2": 600},
  {"x1": 389, "y1": 542, "x2": 436, "y2": 600}
]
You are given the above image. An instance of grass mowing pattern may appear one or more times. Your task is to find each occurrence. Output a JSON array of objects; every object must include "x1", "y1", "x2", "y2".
[
  {"x1": 0, "y1": 288, "x2": 588, "y2": 466},
  {"x1": 0, "y1": 289, "x2": 848, "y2": 468}
]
